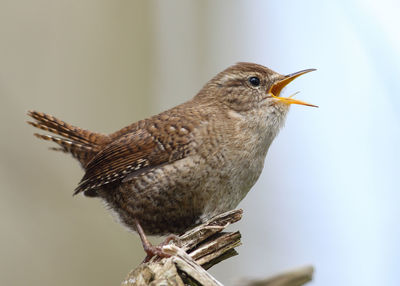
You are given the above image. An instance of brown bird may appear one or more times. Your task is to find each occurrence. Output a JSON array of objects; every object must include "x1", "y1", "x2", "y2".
[{"x1": 27, "y1": 62, "x2": 316, "y2": 259}]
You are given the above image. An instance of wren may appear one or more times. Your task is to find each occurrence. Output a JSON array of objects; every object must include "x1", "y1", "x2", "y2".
[{"x1": 28, "y1": 62, "x2": 316, "y2": 258}]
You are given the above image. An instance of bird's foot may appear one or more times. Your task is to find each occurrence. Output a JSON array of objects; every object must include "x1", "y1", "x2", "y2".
[
  {"x1": 135, "y1": 219, "x2": 182, "y2": 263},
  {"x1": 142, "y1": 243, "x2": 171, "y2": 263},
  {"x1": 142, "y1": 234, "x2": 181, "y2": 263}
]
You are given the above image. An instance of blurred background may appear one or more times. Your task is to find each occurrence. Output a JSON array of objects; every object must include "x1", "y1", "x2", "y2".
[{"x1": 1, "y1": 0, "x2": 399, "y2": 285}]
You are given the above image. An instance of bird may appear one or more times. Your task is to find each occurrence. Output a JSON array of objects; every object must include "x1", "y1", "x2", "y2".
[{"x1": 27, "y1": 62, "x2": 316, "y2": 259}]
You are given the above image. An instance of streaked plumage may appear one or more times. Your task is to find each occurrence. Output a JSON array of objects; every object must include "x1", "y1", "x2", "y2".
[{"x1": 28, "y1": 62, "x2": 315, "y2": 237}]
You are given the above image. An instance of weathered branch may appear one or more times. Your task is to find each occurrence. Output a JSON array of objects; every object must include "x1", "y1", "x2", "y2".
[
  {"x1": 238, "y1": 266, "x2": 314, "y2": 286},
  {"x1": 121, "y1": 209, "x2": 314, "y2": 286}
]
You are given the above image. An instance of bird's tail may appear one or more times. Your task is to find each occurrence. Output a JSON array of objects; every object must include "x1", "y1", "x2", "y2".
[{"x1": 27, "y1": 110, "x2": 109, "y2": 168}]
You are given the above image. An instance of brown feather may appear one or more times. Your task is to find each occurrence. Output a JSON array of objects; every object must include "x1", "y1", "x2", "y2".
[
  {"x1": 27, "y1": 110, "x2": 110, "y2": 167},
  {"x1": 74, "y1": 111, "x2": 196, "y2": 195}
]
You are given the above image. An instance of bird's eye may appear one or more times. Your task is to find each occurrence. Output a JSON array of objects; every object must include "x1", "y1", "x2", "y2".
[{"x1": 248, "y1": 76, "x2": 260, "y2": 87}]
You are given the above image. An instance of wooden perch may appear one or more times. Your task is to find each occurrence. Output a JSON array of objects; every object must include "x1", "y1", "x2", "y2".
[
  {"x1": 121, "y1": 209, "x2": 314, "y2": 286},
  {"x1": 238, "y1": 265, "x2": 314, "y2": 286}
]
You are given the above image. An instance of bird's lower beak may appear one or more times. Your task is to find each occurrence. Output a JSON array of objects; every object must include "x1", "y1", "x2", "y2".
[{"x1": 268, "y1": 69, "x2": 318, "y2": 107}]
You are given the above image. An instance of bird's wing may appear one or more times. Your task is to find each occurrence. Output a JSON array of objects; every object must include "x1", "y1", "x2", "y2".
[{"x1": 74, "y1": 122, "x2": 193, "y2": 195}]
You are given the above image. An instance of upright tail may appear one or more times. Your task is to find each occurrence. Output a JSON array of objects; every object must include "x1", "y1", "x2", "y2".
[{"x1": 27, "y1": 110, "x2": 110, "y2": 168}]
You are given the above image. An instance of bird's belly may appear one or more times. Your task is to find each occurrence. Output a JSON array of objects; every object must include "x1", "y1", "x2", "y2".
[{"x1": 99, "y1": 154, "x2": 265, "y2": 235}]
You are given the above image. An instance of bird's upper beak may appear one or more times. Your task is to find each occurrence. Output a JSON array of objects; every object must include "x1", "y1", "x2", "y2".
[{"x1": 268, "y1": 69, "x2": 318, "y2": 107}]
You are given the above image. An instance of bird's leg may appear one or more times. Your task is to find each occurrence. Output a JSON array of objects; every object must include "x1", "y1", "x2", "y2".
[{"x1": 134, "y1": 219, "x2": 171, "y2": 263}]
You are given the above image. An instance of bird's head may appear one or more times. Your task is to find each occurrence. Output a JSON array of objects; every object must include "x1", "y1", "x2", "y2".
[{"x1": 197, "y1": 62, "x2": 316, "y2": 115}]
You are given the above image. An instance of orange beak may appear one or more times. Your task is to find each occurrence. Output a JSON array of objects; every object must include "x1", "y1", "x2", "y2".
[{"x1": 268, "y1": 69, "x2": 318, "y2": 107}]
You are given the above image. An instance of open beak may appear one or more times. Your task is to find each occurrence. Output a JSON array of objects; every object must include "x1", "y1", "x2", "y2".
[{"x1": 268, "y1": 69, "x2": 318, "y2": 107}]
